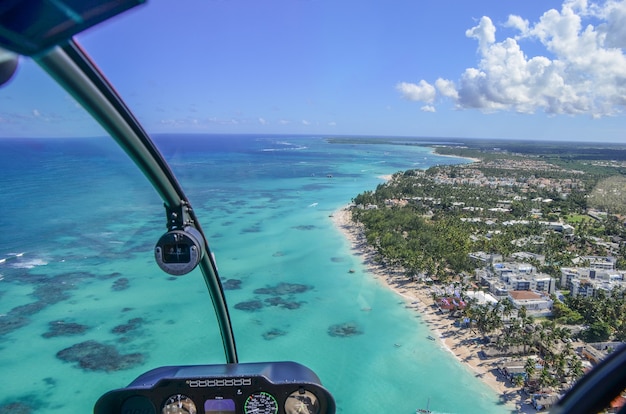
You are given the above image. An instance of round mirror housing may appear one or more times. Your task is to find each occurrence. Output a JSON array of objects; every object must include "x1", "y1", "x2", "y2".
[
  {"x1": 155, "y1": 227, "x2": 205, "y2": 276},
  {"x1": 0, "y1": 50, "x2": 18, "y2": 86}
]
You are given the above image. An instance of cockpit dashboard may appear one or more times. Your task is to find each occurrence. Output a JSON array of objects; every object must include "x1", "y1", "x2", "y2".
[{"x1": 95, "y1": 361, "x2": 335, "y2": 414}]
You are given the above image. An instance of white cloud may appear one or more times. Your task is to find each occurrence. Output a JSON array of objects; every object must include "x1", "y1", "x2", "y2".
[
  {"x1": 435, "y1": 78, "x2": 458, "y2": 100},
  {"x1": 398, "y1": 0, "x2": 626, "y2": 117},
  {"x1": 505, "y1": 15, "x2": 530, "y2": 35},
  {"x1": 465, "y1": 16, "x2": 496, "y2": 53},
  {"x1": 301, "y1": 119, "x2": 310, "y2": 125},
  {"x1": 159, "y1": 119, "x2": 185, "y2": 126},
  {"x1": 396, "y1": 80, "x2": 436, "y2": 102},
  {"x1": 598, "y1": 0, "x2": 626, "y2": 48},
  {"x1": 258, "y1": 117, "x2": 268, "y2": 125},
  {"x1": 32, "y1": 109, "x2": 41, "y2": 117},
  {"x1": 421, "y1": 105, "x2": 436, "y2": 113}
]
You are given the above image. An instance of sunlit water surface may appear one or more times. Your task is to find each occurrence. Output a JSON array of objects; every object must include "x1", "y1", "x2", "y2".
[{"x1": 0, "y1": 135, "x2": 509, "y2": 413}]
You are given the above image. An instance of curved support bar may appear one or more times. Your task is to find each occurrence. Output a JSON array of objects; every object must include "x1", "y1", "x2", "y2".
[{"x1": 35, "y1": 40, "x2": 238, "y2": 364}]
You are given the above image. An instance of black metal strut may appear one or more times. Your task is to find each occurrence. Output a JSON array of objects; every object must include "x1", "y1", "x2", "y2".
[{"x1": 35, "y1": 40, "x2": 239, "y2": 364}]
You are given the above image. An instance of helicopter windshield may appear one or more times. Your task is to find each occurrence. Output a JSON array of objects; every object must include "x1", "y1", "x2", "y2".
[{"x1": 2, "y1": 1, "x2": 626, "y2": 414}]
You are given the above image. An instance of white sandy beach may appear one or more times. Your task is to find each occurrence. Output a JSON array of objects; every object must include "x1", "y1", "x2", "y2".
[{"x1": 331, "y1": 205, "x2": 537, "y2": 413}]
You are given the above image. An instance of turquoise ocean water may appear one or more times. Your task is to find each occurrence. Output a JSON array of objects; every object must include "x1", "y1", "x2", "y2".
[{"x1": 0, "y1": 135, "x2": 510, "y2": 413}]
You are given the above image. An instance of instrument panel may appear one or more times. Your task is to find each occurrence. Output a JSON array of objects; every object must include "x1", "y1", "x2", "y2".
[{"x1": 94, "y1": 361, "x2": 335, "y2": 414}]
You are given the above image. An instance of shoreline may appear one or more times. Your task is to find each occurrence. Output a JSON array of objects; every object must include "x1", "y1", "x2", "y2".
[
  {"x1": 431, "y1": 151, "x2": 481, "y2": 164},
  {"x1": 330, "y1": 205, "x2": 535, "y2": 413}
]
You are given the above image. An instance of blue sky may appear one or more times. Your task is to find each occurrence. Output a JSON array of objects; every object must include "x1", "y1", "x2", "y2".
[{"x1": 1, "y1": 0, "x2": 626, "y2": 142}]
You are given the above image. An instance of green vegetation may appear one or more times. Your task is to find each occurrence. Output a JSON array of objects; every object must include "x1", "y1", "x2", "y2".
[
  {"x1": 567, "y1": 289, "x2": 626, "y2": 341},
  {"x1": 350, "y1": 141, "x2": 626, "y2": 278},
  {"x1": 351, "y1": 205, "x2": 473, "y2": 281},
  {"x1": 564, "y1": 214, "x2": 592, "y2": 224},
  {"x1": 588, "y1": 175, "x2": 626, "y2": 215},
  {"x1": 462, "y1": 299, "x2": 584, "y2": 388},
  {"x1": 346, "y1": 138, "x2": 626, "y2": 393}
]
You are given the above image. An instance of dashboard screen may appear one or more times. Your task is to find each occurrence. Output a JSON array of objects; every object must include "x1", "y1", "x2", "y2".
[{"x1": 204, "y1": 398, "x2": 235, "y2": 413}]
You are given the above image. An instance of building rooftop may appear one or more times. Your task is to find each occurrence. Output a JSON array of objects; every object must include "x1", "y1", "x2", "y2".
[{"x1": 510, "y1": 290, "x2": 542, "y2": 300}]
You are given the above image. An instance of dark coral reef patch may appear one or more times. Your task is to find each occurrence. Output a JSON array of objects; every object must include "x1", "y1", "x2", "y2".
[
  {"x1": 0, "y1": 398, "x2": 40, "y2": 414},
  {"x1": 56, "y1": 340, "x2": 144, "y2": 372},
  {"x1": 111, "y1": 318, "x2": 146, "y2": 343},
  {"x1": 241, "y1": 225, "x2": 261, "y2": 233},
  {"x1": 234, "y1": 300, "x2": 264, "y2": 312},
  {"x1": 292, "y1": 225, "x2": 317, "y2": 231},
  {"x1": 42, "y1": 320, "x2": 89, "y2": 338},
  {"x1": 111, "y1": 318, "x2": 145, "y2": 335},
  {"x1": 222, "y1": 279, "x2": 242, "y2": 290},
  {"x1": 264, "y1": 297, "x2": 304, "y2": 309},
  {"x1": 328, "y1": 322, "x2": 363, "y2": 337},
  {"x1": 233, "y1": 282, "x2": 313, "y2": 313},
  {"x1": 253, "y1": 282, "x2": 312, "y2": 295},
  {"x1": 1, "y1": 271, "x2": 98, "y2": 337},
  {"x1": 0, "y1": 312, "x2": 29, "y2": 336},
  {"x1": 111, "y1": 277, "x2": 130, "y2": 291},
  {"x1": 263, "y1": 328, "x2": 287, "y2": 340},
  {"x1": 1, "y1": 270, "x2": 133, "y2": 338}
]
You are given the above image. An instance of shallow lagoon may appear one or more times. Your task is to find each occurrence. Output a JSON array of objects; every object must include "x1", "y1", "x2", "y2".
[{"x1": 0, "y1": 135, "x2": 509, "y2": 413}]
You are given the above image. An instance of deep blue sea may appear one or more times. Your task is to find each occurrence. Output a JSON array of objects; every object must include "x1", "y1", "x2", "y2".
[{"x1": 0, "y1": 135, "x2": 510, "y2": 413}]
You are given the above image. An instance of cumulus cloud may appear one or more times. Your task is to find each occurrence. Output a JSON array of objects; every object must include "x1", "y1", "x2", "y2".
[
  {"x1": 435, "y1": 78, "x2": 459, "y2": 100},
  {"x1": 396, "y1": 80, "x2": 436, "y2": 102},
  {"x1": 398, "y1": 0, "x2": 626, "y2": 117},
  {"x1": 465, "y1": 16, "x2": 496, "y2": 53},
  {"x1": 599, "y1": 0, "x2": 626, "y2": 48},
  {"x1": 505, "y1": 15, "x2": 530, "y2": 35}
]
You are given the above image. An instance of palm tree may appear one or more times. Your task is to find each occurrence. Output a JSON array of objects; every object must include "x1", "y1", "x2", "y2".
[
  {"x1": 518, "y1": 305, "x2": 528, "y2": 321},
  {"x1": 512, "y1": 307, "x2": 535, "y2": 355},
  {"x1": 554, "y1": 353, "x2": 567, "y2": 384},
  {"x1": 461, "y1": 297, "x2": 478, "y2": 331},
  {"x1": 568, "y1": 358, "x2": 585, "y2": 383},
  {"x1": 489, "y1": 303, "x2": 504, "y2": 334},
  {"x1": 500, "y1": 298, "x2": 514, "y2": 323},
  {"x1": 520, "y1": 327, "x2": 534, "y2": 355},
  {"x1": 535, "y1": 323, "x2": 548, "y2": 350},
  {"x1": 538, "y1": 367, "x2": 555, "y2": 390},
  {"x1": 505, "y1": 320, "x2": 524, "y2": 351},
  {"x1": 524, "y1": 357, "x2": 536, "y2": 381},
  {"x1": 473, "y1": 304, "x2": 489, "y2": 336}
]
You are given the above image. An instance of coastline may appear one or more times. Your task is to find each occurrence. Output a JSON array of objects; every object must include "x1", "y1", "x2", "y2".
[
  {"x1": 431, "y1": 151, "x2": 481, "y2": 164},
  {"x1": 330, "y1": 204, "x2": 535, "y2": 413}
]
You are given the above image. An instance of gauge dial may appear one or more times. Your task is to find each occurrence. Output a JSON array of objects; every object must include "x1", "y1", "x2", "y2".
[
  {"x1": 162, "y1": 394, "x2": 197, "y2": 414},
  {"x1": 285, "y1": 389, "x2": 320, "y2": 414},
  {"x1": 244, "y1": 391, "x2": 278, "y2": 414}
]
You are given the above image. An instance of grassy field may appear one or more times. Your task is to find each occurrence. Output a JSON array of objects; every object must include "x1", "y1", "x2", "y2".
[{"x1": 565, "y1": 214, "x2": 593, "y2": 224}]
